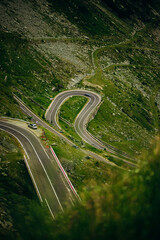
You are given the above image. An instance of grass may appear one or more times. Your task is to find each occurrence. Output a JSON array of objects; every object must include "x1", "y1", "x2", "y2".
[
  {"x1": 58, "y1": 96, "x2": 88, "y2": 146},
  {"x1": 41, "y1": 127, "x2": 121, "y2": 191},
  {"x1": 0, "y1": 1, "x2": 160, "y2": 238},
  {"x1": 0, "y1": 31, "x2": 78, "y2": 118},
  {"x1": 1, "y1": 120, "x2": 160, "y2": 240},
  {"x1": 57, "y1": 95, "x2": 134, "y2": 167},
  {"x1": 82, "y1": 24, "x2": 160, "y2": 157},
  {"x1": 59, "y1": 120, "x2": 84, "y2": 145},
  {"x1": 1, "y1": 9, "x2": 159, "y2": 160},
  {"x1": 0, "y1": 123, "x2": 121, "y2": 238},
  {"x1": 46, "y1": 0, "x2": 128, "y2": 38},
  {"x1": 59, "y1": 96, "x2": 87, "y2": 124},
  {"x1": 48, "y1": 136, "x2": 160, "y2": 240}
]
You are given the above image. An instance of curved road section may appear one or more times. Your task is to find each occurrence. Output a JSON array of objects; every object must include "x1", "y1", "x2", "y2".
[
  {"x1": 45, "y1": 90, "x2": 105, "y2": 150},
  {"x1": 13, "y1": 93, "x2": 135, "y2": 164},
  {"x1": 0, "y1": 120, "x2": 76, "y2": 218}
]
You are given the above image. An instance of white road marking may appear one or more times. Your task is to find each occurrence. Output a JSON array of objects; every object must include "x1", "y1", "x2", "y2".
[
  {"x1": 69, "y1": 196, "x2": 74, "y2": 206},
  {"x1": 22, "y1": 125, "x2": 50, "y2": 159},
  {"x1": 0, "y1": 123, "x2": 64, "y2": 211},
  {"x1": 46, "y1": 90, "x2": 103, "y2": 149},
  {"x1": 24, "y1": 155, "x2": 43, "y2": 202},
  {"x1": 0, "y1": 126, "x2": 43, "y2": 202},
  {"x1": 14, "y1": 94, "x2": 74, "y2": 146},
  {"x1": 45, "y1": 198, "x2": 55, "y2": 220},
  {"x1": 50, "y1": 147, "x2": 81, "y2": 201}
]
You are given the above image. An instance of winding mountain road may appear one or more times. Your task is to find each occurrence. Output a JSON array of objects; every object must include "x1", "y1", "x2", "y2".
[
  {"x1": 14, "y1": 94, "x2": 132, "y2": 165},
  {"x1": 45, "y1": 90, "x2": 135, "y2": 162},
  {"x1": 0, "y1": 90, "x2": 136, "y2": 217},
  {"x1": 45, "y1": 90, "x2": 105, "y2": 150},
  {"x1": 0, "y1": 120, "x2": 77, "y2": 218}
]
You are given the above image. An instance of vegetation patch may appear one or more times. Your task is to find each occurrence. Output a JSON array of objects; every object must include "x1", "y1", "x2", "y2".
[
  {"x1": 50, "y1": 137, "x2": 160, "y2": 240},
  {"x1": 59, "y1": 96, "x2": 87, "y2": 124},
  {"x1": 42, "y1": 128, "x2": 120, "y2": 192},
  {"x1": 47, "y1": 0, "x2": 127, "y2": 38},
  {"x1": 85, "y1": 24, "x2": 160, "y2": 157}
]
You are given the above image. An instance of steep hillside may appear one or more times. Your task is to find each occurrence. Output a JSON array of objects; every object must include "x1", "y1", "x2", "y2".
[
  {"x1": 0, "y1": 0, "x2": 160, "y2": 238},
  {"x1": 101, "y1": 0, "x2": 160, "y2": 20},
  {"x1": 0, "y1": 0, "x2": 160, "y2": 157},
  {"x1": 45, "y1": 137, "x2": 160, "y2": 240}
]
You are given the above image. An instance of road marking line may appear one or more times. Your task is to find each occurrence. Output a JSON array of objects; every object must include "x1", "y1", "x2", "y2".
[
  {"x1": 46, "y1": 90, "x2": 103, "y2": 149},
  {"x1": 24, "y1": 155, "x2": 43, "y2": 202},
  {"x1": 49, "y1": 95, "x2": 70, "y2": 128},
  {"x1": 14, "y1": 94, "x2": 74, "y2": 146},
  {"x1": 50, "y1": 147, "x2": 81, "y2": 201},
  {"x1": 45, "y1": 198, "x2": 55, "y2": 220},
  {"x1": 0, "y1": 125, "x2": 43, "y2": 202},
  {"x1": 0, "y1": 123, "x2": 64, "y2": 211},
  {"x1": 14, "y1": 92, "x2": 134, "y2": 161},
  {"x1": 75, "y1": 94, "x2": 104, "y2": 149},
  {"x1": 13, "y1": 94, "x2": 45, "y2": 126},
  {"x1": 46, "y1": 90, "x2": 101, "y2": 130},
  {"x1": 56, "y1": 166, "x2": 75, "y2": 205},
  {"x1": 25, "y1": 128, "x2": 50, "y2": 159},
  {"x1": 69, "y1": 196, "x2": 74, "y2": 206}
]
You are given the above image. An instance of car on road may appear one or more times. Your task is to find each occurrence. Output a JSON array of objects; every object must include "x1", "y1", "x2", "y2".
[
  {"x1": 84, "y1": 93, "x2": 90, "y2": 97},
  {"x1": 72, "y1": 145, "x2": 79, "y2": 149},
  {"x1": 28, "y1": 123, "x2": 37, "y2": 129}
]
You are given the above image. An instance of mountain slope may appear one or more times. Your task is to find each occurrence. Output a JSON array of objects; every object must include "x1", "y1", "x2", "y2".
[
  {"x1": 0, "y1": 0, "x2": 160, "y2": 156},
  {"x1": 0, "y1": 0, "x2": 160, "y2": 238}
]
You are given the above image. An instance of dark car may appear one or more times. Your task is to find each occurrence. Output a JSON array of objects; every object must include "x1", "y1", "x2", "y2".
[
  {"x1": 72, "y1": 145, "x2": 79, "y2": 149},
  {"x1": 84, "y1": 93, "x2": 90, "y2": 97}
]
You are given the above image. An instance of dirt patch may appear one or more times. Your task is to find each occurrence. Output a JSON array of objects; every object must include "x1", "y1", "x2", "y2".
[
  {"x1": 83, "y1": 77, "x2": 103, "y2": 90},
  {"x1": 3, "y1": 119, "x2": 43, "y2": 138}
]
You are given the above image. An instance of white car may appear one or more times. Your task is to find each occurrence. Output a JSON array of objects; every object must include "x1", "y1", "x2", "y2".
[{"x1": 28, "y1": 123, "x2": 37, "y2": 129}]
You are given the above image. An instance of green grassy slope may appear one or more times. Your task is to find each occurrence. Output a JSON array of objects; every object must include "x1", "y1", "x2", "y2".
[
  {"x1": 47, "y1": 0, "x2": 130, "y2": 38},
  {"x1": 85, "y1": 22, "x2": 160, "y2": 156},
  {"x1": 0, "y1": 0, "x2": 160, "y2": 238},
  {"x1": 0, "y1": 125, "x2": 121, "y2": 239},
  {"x1": 0, "y1": 29, "x2": 86, "y2": 117},
  {"x1": 43, "y1": 128, "x2": 121, "y2": 191},
  {"x1": 58, "y1": 96, "x2": 87, "y2": 145},
  {"x1": 0, "y1": 0, "x2": 159, "y2": 157},
  {"x1": 2, "y1": 131, "x2": 159, "y2": 240},
  {"x1": 49, "y1": 136, "x2": 160, "y2": 240}
]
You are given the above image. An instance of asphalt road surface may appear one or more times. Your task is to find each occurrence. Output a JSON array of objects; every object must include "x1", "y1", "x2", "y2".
[
  {"x1": 14, "y1": 93, "x2": 136, "y2": 165},
  {"x1": 0, "y1": 120, "x2": 76, "y2": 218},
  {"x1": 45, "y1": 90, "x2": 105, "y2": 149},
  {"x1": 45, "y1": 90, "x2": 135, "y2": 163},
  {"x1": 0, "y1": 92, "x2": 136, "y2": 219}
]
